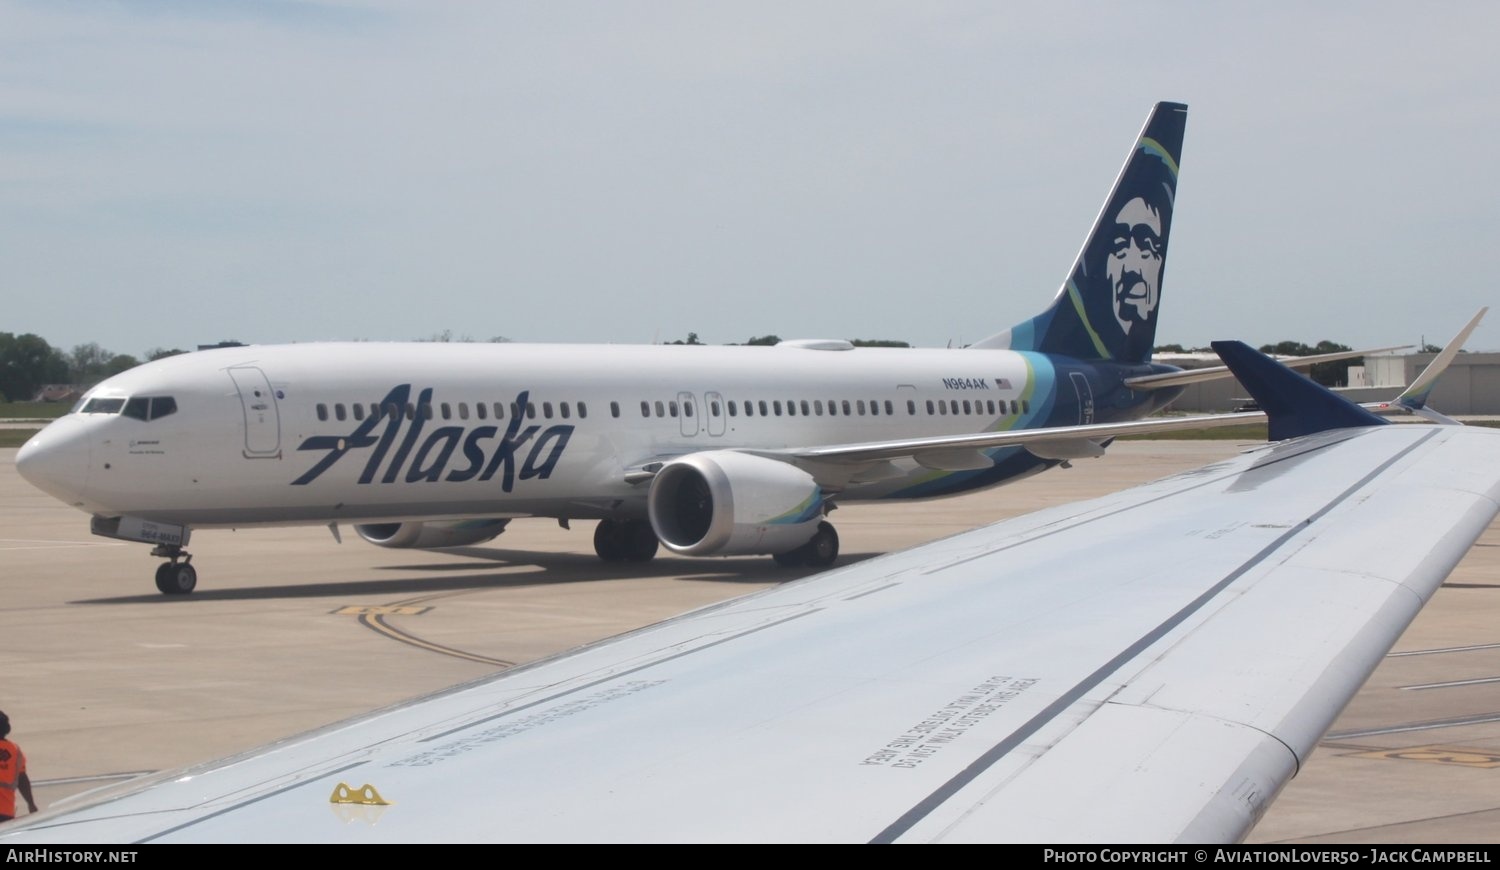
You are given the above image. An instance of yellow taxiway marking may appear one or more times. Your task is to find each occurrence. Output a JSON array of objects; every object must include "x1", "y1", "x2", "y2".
[{"x1": 337, "y1": 599, "x2": 515, "y2": 668}]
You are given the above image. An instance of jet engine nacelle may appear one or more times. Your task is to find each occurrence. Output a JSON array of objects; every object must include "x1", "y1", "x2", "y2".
[
  {"x1": 354, "y1": 518, "x2": 510, "y2": 549},
  {"x1": 647, "y1": 451, "x2": 823, "y2": 556}
]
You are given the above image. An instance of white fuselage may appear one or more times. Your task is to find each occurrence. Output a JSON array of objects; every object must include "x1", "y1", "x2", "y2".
[{"x1": 20, "y1": 341, "x2": 1080, "y2": 528}]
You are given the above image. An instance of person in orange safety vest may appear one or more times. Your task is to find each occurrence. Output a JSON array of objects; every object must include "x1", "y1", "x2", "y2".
[{"x1": 0, "y1": 710, "x2": 39, "y2": 822}]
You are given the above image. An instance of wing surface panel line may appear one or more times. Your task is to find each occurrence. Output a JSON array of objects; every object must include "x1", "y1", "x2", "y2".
[{"x1": 872, "y1": 428, "x2": 1439, "y2": 843}]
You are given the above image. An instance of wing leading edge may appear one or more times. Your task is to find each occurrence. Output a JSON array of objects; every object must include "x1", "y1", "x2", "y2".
[{"x1": 6, "y1": 356, "x2": 1500, "y2": 844}]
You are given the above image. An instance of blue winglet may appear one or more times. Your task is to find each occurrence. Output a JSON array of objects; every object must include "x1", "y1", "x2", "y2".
[{"x1": 1212, "y1": 340, "x2": 1388, "y2": 440}]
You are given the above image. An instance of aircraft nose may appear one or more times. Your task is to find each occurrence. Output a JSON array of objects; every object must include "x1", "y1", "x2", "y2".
[{"x1": 16, "y1": 419, "x2": 92, "y2": 506}]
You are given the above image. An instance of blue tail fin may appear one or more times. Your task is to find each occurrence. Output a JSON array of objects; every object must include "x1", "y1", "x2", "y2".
[{"x1": 973, "y1": 102, "x2": 1187, "y2": 364}]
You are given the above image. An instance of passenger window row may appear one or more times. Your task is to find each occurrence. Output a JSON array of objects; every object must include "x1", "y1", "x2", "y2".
[
  {"x1": 627, "y1": 396, "x2": 1029, "y2": 419},
  {"x1": 925, "y1": 398, "x2": 1029, "y2": 417},
  {"x1": 314, "y1": 395, "x2": 1031, "y2": 424},
  {"x1": 316, "y1": 400, "x2": 590, "y2": 423}
]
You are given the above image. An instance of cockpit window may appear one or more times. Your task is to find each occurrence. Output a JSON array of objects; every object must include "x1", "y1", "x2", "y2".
[
  {"x1": 78, "y1": 395, "x2": 178, "y2": 419},
  {"x1": 79, "y1": 397, "x2": 126, "y2": 415},
  {"x1": 114, "y1": 396, "x2": 179, "y2": 421}
]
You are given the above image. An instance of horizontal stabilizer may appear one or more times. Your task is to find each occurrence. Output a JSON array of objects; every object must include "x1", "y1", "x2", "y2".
[{"x1": 1212, "y1": 341, "x2": 1386, "y2": 441}]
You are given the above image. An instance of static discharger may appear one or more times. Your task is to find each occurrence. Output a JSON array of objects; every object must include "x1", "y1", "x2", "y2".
[{"x1": 330, "y1": 783, "x2": 391, "y2": 805}]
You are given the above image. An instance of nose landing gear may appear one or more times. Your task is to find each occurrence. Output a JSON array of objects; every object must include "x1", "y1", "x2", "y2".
[
  {"x1": 151, "y1": 544, "x2": 197, "y2": 595},
  {"x1": 88, "y1": 517, "x2": 197, "y2": 596}
]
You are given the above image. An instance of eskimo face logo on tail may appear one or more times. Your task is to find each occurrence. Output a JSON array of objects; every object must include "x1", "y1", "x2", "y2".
[
  {"x1": 293, "y1": 386, "x2": 572, "y2": 491},
  {"x1": 1109, "y1": 197, "x2": 1164, "y2": 336},
  {"x1": 1086, "y1": 140, "x2": 1176, "y2": 361}
]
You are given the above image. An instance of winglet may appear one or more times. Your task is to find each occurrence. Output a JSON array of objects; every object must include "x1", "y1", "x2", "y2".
[
  {"x1": 1391, "y1": 307, "x2": 1487, "y2": 420},
  {"x1": 1212, "y1": 340, "x2": 1387, "y2": 441}
]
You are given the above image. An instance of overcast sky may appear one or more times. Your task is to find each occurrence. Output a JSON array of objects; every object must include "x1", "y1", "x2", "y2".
[{"x1": 3, "y1": 1, "x2": 1496, "y2": 357}]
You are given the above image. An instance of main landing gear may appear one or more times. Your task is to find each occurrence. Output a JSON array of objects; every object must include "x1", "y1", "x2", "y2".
[
  {"x1": 593, "y1": 519, "x2": 661, "y2": 563},
  {"x1": 772, "y1": 521, "x2": 839, "y2": 569},
  {"x1": 151, "y1": 544, "x2": 197, "y2": 595}
]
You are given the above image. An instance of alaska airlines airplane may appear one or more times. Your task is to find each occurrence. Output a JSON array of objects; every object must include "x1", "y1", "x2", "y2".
[{"x1": 17, "y1": 101, "x2": 1263, "y2": 595}]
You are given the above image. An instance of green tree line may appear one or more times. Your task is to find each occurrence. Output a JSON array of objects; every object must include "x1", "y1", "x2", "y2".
[{"x1": 0, "y1": 334, "x2": 188, "y2": 403}]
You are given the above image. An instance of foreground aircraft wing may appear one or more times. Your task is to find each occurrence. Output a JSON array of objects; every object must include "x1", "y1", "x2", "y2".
[{"x1": 6, "y1": 348, "x2": 1500, "y2": 844}]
